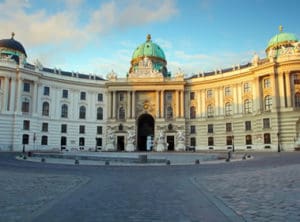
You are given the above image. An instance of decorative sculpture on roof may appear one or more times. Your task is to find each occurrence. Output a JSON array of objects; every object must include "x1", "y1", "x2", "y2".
[
  {"x1": 107, "y1": 70, "x2": 117, "y2": 80},
  {"x1": 251, "y1": 52, "x2": 260, "y2": 66}
]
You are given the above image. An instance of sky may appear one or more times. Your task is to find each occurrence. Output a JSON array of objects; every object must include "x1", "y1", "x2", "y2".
[{"x1": 0, "y1": 0, "x2": 299, "y2": 78}]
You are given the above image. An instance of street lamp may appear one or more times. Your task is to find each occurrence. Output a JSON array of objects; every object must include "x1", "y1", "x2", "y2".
[
  {"x1": 232, "y1": 135, "x2": 235, "y2": 152},
  {"x1": 277, "y1": 132, "x2": 280, "y2": 152}
]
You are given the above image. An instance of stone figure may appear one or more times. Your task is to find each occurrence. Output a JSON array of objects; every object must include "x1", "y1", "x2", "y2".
[
  {"x1": 175, "y1": 130, "x2": 186, "y2": 151},
  {"x1": 251, "y1": 53, "x2": 259, "y2": 65},
  {"x1": 176, "y1": 130, "x2": 185, "y2": 142},
  {"x1": 127, "y1": 130, "x2": 135, "y2": 144}
]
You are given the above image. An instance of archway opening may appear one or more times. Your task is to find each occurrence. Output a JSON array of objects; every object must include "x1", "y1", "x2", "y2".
[{"x1": 137, "y1": 114, "x2": 154, "y2": 151}]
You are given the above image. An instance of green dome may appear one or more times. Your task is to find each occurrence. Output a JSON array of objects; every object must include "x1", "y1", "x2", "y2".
[
  {"x1": 132, "y1": 34, "x2": 166, "y2": 61},
  {"x1": 267, "y1": 30, "x2": 298, "y2": 49}
]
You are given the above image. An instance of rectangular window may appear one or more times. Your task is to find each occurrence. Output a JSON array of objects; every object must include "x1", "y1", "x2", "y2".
[
  {"x1": 190, "y1": 137, "x2": 196, "y2": 147},
  {"x1": 41, "y1": 136, "x2": 48, "y2": 145},
  {"x1": 61, "y1": 124, "x2": 67, "y2": 133},
  {"x1": 207, "y1": 89, "x2": 213, "y2": 98},
  {"x1": 96, "y1": 138, "x2": 102, "y2": 147},
  {"x1": 119, "y1": 93, "x2": 124, "y2": 101},
  {"x1": 97, "y1": 93, "x2": 103, "y2": 102},
  {"x1": 224, "y1": 87, "x2": 231, "y2": 96},
  {"x1": 23, "y1": 82, "x2": 30, "y2": 92},
  {"x1": 208, "y1": 124, "x2": 214, "y2": 133},
  {"x1": 23, "y1": 120, "x2": 30, "y2": 130},
  {"x1": 42, "y1": 122, "x2": 48, "y2": 132},
  {"x1": 79, "y1": 125, "x2": 85, "y2": 134},
  {"x1": 97, "y1": 126, "x2": 102, "y2": 135},
  {"x1": 263, "y1": 78, "x2": 271, "y2": 88},
  {"x1": 43, "y1": 86, "x2": 50, "y2": 96},
  {"x1": 208, "y1": 137, "x2": 214, "y2": 146},
  {"x1": 79, "y1": 137, "x2": 85, "y2": 146},
  {"x1": 80, "y1": 92, "x2": 86, "y2": 100},
  {"x1": 226, "y1": 136, "x2": 233, "y2": 145},
  {"x1": 62, "y1": 89, "x2": 68, "y2": 98},
  {"x1": 263, "y1": 118, "x2": 270, "y2": 129},
  {"x1": 245, "y1": 121, "x2": 252, "y2": 131},
  {"x1": 190, "y1": 92, "x2": 195, "y2": 100},
  {"x1": 244, "y1": 82, "x2": 251, "y2": 93},
  {"x1": 190, "y1": 125, "x2": 196, "y2": 134},
  {"x1": 226, "y1": 123, "x2": 232, "y2": 132}
]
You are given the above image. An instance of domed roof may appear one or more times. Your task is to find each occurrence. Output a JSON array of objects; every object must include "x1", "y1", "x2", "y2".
[
  {"x1": 266, "y1": 26, "x2": 298, "y2": 50},
  {"x1": 132, "y1": 34, "x2": 166, "y2": 61},
  {"x1": 0, "y1": 33, "x2": 27, "y2": 57}
]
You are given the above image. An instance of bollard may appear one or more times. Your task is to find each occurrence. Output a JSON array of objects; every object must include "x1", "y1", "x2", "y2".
[
  {"x1": 195, "y1": 159, "x2": 200, "y2": 165},
  {"x1": 41, "y1": 157, "x2": 46, "y2": 163},
  {"x1": 166, "y1": 160, "x2": 171, "y2": 165},
  {"x1": 75, "y1": 159, "x2": 79, "y2": 165},
  {"x1": 105, "y1": 160, "x2": 110, "y2": 165}
]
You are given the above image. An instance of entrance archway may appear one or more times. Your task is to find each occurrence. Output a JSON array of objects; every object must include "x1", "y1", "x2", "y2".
[{"x1": 137, "y1": 114, "x2": 154, "y2": 151}]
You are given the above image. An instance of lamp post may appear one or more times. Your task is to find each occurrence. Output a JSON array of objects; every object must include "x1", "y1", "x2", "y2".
[
  {"x1": 277, "y1": 132, "x2": 280, "y2": 152},
  {"x1": 232, "y1": 135, "x2": 235, "y2": 152}
]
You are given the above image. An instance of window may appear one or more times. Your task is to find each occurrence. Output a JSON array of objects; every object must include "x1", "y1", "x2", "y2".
[
  {"x1": 22, "y1": 98, "x2": 30, "y2": 113},
  {"x1": 207, "y1": 105, "x2": 214, "y2": 118},
  {"x1": 166, "y1": 92, "x2": 172, "y2": 101},
  {"x1": 42, "y1": 122, "x2": 48, "y2": 132},
  {"x1": 207, "y1": 89, "x2": 213, "y2": 98},
  {"x1": 263, "y1": 78, "x2": 271, "y2": 88},
  {"x1": 97, "y1": 93, "x2": 103, "y2": 102},
  {"x1": 97, "y1": 126, "x2": 102, "y2": 135},
  {"x1": 41, "y1": 136, "x2": 48, "y2": 145},
  {"x1": 225, "y1": 102, "x2": 232, "y2": 116},
  {"x1": 245, "y1": 121, "x2": 251, "y2": 131},
  {"x1": 80, "y1": 92, "x2": 86, "y2": 100},
  {"x1": 263, "y1": 118, "x2": 270, "y2": 129},
  {"x1": 119, "y1": 93, "x2": 124, "y2": 101},
  {"x1": 119, "y1": 107, "x2": 125, "y2": 120},
  {"x1": 295, "y1": 93, "x2": 300, "y2": 107},
  {"x1": 61, "y1": 136, "x2": 67, "y2": 149},
  {"x1": 97, "y1": 107, "x2": 103, "y2": 120},
  {"x1": 208, "y1": 124, "x2": 214, "y2": 133},
  {"x1": 43, "y1": 86, "x2": 50, "y2": 96},
  {"x1": 23, "y1": 82, "x2": 30, "y2": 92},
  {"x1": 23, "y1": 120, "x2": 30, "y2": 130},
  {"x1": 226, "y1": 136, "x2": 233, "y2": 145},
  {"x1": 208, "y1": 137, "x2": 214, "y2": 146},
  {"x1": 79, "y1": 137, "x2": 85, "y2": 146},
  {"x1": 79, "y1": 125, "x2": 85, "y2": 134},
  {"x1": 62, "y1": 89, "x2": 68, "y2": 98},
  {"x1": 79, "y1": 106, "x2": 86, "y2": 119},
  {"x1": 96, "y1": 138, "x2": 102, "y2": 147},
  {"x1": 190, "y1": 106, "x2": 196, "y2": 119},
  {"x1": 61, "y1": 104, "x2": 68, "y2": 118},
  {"x1": 42, "y1": 102, "x2": 49, "y2": 116},
  {"x1": 244, "y1": 99, "x2": 252, "y2": 113},
  {"x1": 264, "y1": 133, "x2": 271, "y2": 144},
  {"x1": 190, "y1": 92, "x2": 195, "y2": 100},
  {"x1": 226, "y1": 123, "x2": 232, "y2": 132},
  {"x1": 244, "y1": 82, "x2": 251, "y2": 93},
  {"x1": 166, "y1": 106, "x2": 173, "y2": 119},
  {"x1": 224, "y1": 87, "x2": 231, "y2": 96},
  {"x1": 190, "y1": 125, "x2": 196, "y2": 134},
  {"x1": 245, "y1": 135, "x2": 252, "y2": 145},
  {"x1": 264, "y1": 95, "x2": 272, "y2": 111},
  {"x1": 190, "y1": 137, "x2": 196, "y2": 147},
  {"x1": 61, "y1": 124, "x2": 67, "y2": 133},
  {"x1": 22, "y1": 134, "x2": 29, "y2": 145}
]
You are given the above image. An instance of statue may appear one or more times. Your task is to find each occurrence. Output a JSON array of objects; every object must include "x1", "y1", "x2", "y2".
[
  {"x1": 125, "y1": 130, "x2": 136, "y2": 152},
  {"x1": 155, "y1": 130, "x2": 166, "y2": 152},
  {"x1": 105, "y1": 130, "x2": 116, "y2": 151},
  {"x1": 176, "y1": 130, "x2": 185, "y2": 142},
  {"x1": 251, "y1": 52, "x2": 259, "y2": 66},
  {"x1": 175, "y1": 130, "x2": 186, "y2": 151}
]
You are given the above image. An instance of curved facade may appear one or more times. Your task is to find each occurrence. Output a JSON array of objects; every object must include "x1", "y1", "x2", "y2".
[{"x1": 1, "y1": 30, "x2": 300, "y2": 152}]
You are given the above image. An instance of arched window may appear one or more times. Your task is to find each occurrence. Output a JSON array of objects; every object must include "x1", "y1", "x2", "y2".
[
  {"x1": 190, "y1": 106, "x2": 196, "y2": 119},
  {"x1": 295, "y1": 93, "x2": 300, "y2": 107},
  {"x1": 166, "y1": 106, "x2": 173, "y2": 119},
  {"x1": 207, "y1": 105, "x2": 214, "y2": 118},
  {"x1": 79, "y1": 106, "x2": 86, "y2": 119},
  {"x1": 119, "y1": 107, "x2": 125, "y2": 120},
  {"x1": 42, "y1": 102, "x2": 49, "y2": 116},
  {"x1": 22, "y1": 98, "x2": 30, "y2": 113},
  {"x1": 264, "y1": 95, "x2": 272, "y2": 111},
  {"x1": 41, "y1": 136, "x2": 48, "y2": 145},
  {"x1": 61, "y1": 104, "x2": 68, "y2": 118},
  {"x1": 245, "y1": 135, "x2": 252, "y2": 145},
  {"x1": 244, "y1": 99, "x2": 252, "y2": 113},
  {"x1": 97, "y1": 107, "x2": 103, "y2": 120},
  {"x1": 225, "y1": 102, "x2": 232, "y2": 116}
]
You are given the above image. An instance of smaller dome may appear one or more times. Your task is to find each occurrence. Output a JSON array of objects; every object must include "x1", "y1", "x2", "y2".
[
  {"x1": 266, "y1": 26, "x2": 298, "y2": 50},
  {"x1": 0, "y1": 33, "x2": 27, "y2": 57}
]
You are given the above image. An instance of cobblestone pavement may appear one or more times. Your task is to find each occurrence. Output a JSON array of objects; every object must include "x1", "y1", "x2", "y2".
[{"x1": 195, "y1": 162, "x2": 300, "y2": 222}]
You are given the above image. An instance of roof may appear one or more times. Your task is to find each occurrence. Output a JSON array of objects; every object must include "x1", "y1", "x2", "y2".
[{"x1": 0, "y1": 33, "x2": 27, "y2": 57}]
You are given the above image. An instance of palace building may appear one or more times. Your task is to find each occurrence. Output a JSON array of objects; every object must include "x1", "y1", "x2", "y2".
[{"x1": 1, "y1": 28, "x2": 300, "y2": 152}]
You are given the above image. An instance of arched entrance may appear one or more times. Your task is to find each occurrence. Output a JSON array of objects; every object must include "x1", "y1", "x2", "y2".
[{"x1": 137, "y1": 114, "x2": 154, "y2": 151}]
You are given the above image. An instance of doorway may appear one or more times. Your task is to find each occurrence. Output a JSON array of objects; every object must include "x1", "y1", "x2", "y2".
[
  {"x1": 137, "y1": 114, "x2": 154, "y2": 151},
  {"x1": 117, "y1": 136, "x2": 124, "y2": 151},
  {"x1": 167, "y1": 136, "x2": 174, "y2": 151}
]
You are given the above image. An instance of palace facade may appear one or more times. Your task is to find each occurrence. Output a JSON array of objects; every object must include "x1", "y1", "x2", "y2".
[{"x1": 1, "y1": 29, "x2": 300, "y2": 152}]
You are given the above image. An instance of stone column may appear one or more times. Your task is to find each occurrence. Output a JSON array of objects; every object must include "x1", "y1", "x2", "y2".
[
  {"x1": 175, "y1": 90, "x2": 180, "y2": 118},
  {"x1": 132, "y1": 91, "x2": 136, "y2": 118},
  {"x1": 156, "y1": 90, "x2": 160, "y2": 117},
  {"x1": 32, "y1": 82, "x2": 38, "y2": 114},
  {"x1": 219, "y1": 87, "x2": 224, "y2": 116},
  {"x1": 127, "y1": 91, "x2": 131, "y2": 118},
  {"x1": 277, "y1": 72, "x2": 285, "y2": 108},
  {"x1": 112, "y1": 91, "x2": 116, "y2": 118},
  {"x1": 237, "y1": 83, "x2": 242, "y2": 114},
  {"x1": 215, "y1": 87, "x2": 220, "y2": 116},
  {"x1": 180, "y1": 90, "x2": 184, "y2": 118},
  {"x1": 201, "y1": 90, "x2": 205, "y2": 117},
  {"x1": 271, "y1": 74, "x2": 278, "y2": 109},
  {"x1": 196, "y1": 90, "x2": 201, "y2": 118},
  {"x1": 233, "y1": 84, "x2": 238, "y2": 114},
  {"x1": 285, "y1": 72, "x2": 292, "y2": 107},
  {"x1": 1, "y1": 77, "x2": 8, "y2": 112},
  {"x1": 107, "y1": 91, "x2": 111, "y2": 119},
  {"x1": 15, "y1": 77, "x2": 22, "y2": 112},
  {"x1": 160, "y1": 90, "x2": 164, "y2": 118},
  {"x1": 253, "y1": 77, "x2": 261, "y2": 112}
]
